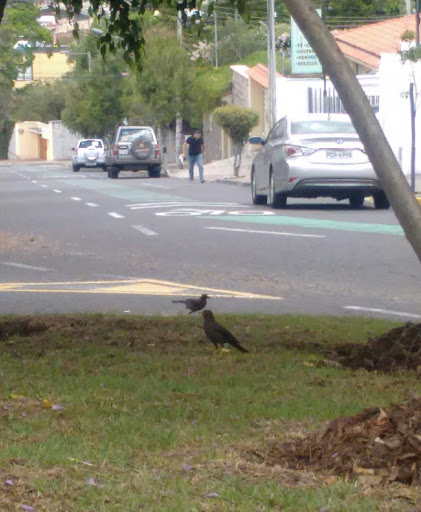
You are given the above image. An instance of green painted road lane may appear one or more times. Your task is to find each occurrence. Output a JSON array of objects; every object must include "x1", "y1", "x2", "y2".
[
  {"x1": 57, "y1": 178, "x2": 189, "y2": 204},
  {"x1": 202, "y1": 214, "x2": 404, "y2": 236}
]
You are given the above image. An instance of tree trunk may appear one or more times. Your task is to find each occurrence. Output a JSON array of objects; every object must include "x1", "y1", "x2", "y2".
[
  {"x1": 233, "y1": 143, "x2": 243, "y2": 177},
  {"x1": 0, "y1": 120, "x2": 14, "y2": 160},
  {"x1": 283, "y1": 0, "x2": 421, "y2": 264}
]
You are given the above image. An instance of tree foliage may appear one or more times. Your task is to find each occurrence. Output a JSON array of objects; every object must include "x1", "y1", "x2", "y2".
[
  {"x1": 216, "y1": 18, "x2": 266, "y2": 66},
  {"x1": 12, "y1": 82, "x2": 67, "y2": 123},
  {"x1": 319, "y1": 0, "x2": 403, "y2": 16},
  {"x1": 213, "y1": 104, "x2": 258, "y2": 175}
]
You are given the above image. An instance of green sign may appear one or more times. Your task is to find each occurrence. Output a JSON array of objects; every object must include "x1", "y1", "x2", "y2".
[{"x1": 291, "y1": 11, "x2": 322, "y2": 74}]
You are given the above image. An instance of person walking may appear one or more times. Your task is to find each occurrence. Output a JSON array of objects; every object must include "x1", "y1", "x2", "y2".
[{"x1": 183, "y1": 129, "x2": 205, "y2": 182}]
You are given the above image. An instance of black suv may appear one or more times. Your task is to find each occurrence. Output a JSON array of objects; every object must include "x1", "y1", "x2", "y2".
[{"x1": 106, "y1": 126, "x2": 162, "y2": 179}]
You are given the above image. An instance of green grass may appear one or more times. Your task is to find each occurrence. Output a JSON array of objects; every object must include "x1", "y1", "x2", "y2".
[{"x1": 0, "y1": 313, "x2": 419, "y2": 511}]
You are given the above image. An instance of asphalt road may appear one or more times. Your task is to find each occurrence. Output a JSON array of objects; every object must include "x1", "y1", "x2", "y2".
[{"x1": 1, "y1": 162, "x2": 420, "y2": 320}]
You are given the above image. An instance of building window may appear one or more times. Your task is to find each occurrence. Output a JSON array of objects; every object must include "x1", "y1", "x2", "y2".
[{"x1": 17, "y1": 65, "x2": 33, "y2": 81}]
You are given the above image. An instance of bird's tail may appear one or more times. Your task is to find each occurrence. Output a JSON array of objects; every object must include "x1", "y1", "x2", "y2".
[
  {"x1": 234, "y1": 344, "x2": 249, "y2": 353},
  {"x1": 172, "y1": 300, "x2": 186, "y2": 304}
]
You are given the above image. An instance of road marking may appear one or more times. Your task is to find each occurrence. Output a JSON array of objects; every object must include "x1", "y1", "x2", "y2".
[
  {"x1": 156, "y1": 208, "x2": 274, "y2": 217},
  {"x1": 0, "y1": 262, "x2": 53, "y2": 272},
  {"x1": 32, "y1": 180, "x2": 37, "y2": 183},
  {"x1": 108, "y1": 212, "x2": 125, "y2": 219},
  {"x1": 53, "y1": 189, "x2": 62, "y2": 193},
  {"x1": 127, "y1": 202, "x2": 244, "y2": 210},
  {"x1": 0, "y1": 278, "x2": 283, "y2": 300},
  {"x1": 202, "y1": 215, "x2": 404, "y2": 236},
  {"x1": 85, "y1": 202, "x2": 99, "y2": 207},
  {"x1": 41, "y1": 184, "x2": 48, "y2": 188},
  {"x1": 344, "y1": 306, "x2": 421, "y2": 319},
  {"x1": 205, "y1": 226, "x2": 326, "y2": 238},
  {"x1": 132, "y1": 225, "x2": 158, "y2": 236},
  {"x1": 71, "y1": 197, "x2": 82, "y2": 201}
]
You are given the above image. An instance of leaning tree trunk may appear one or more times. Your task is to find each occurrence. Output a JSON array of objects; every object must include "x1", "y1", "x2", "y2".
[{"x1": 0, "y1": 119, "x2": 14, "y2": 160}]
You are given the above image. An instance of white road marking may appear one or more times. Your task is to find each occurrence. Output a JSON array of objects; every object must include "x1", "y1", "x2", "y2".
[
  {"x1": 53, "y1": 189, "x2": 62, "y2": 193},
  {"x1": 85, "y1": 202, "x2": 99, "y2": 207},
  {"x1": 140, "y1": 183, "x2": 171, "y2": 189},
  {"x1": 344, "y1": 306, "x2": 421, "y2": 319},
  {"x1": 204, "y1": 227, "x2": 326, "y2": 238},
  {"x1": 132, "y1": 225, "x2": 158, "y2": 236},
  {"x1": 71, "y1": 197, "x2": 82, "y2": 201},
  {"x1": 32, "y1": 180, "x2": 37, "y2": 183},
  {"x1": 126, "y1": 202, "x2": 244, "y2": 210},
  {"x1": 41, "y1": 184, "x2": 48, "y2": 188},
  {"x1": 108, "y1": 212, "x2": 125, "y2": 219},
  {"x1": 0, "y1": 262, "x2": 53, "y2": 271}
]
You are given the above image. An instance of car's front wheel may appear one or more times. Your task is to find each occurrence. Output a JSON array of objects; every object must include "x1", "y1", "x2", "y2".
[
  {"x1": 268, "y1": 171, "x2": 287, "y2": 208},
  {"x1": 373, "y1": 191, "x2": 390, "y2": 210},
  {"x1": 251, "y1": 169, "x2": 267, "y2": 205},
  {"x1": 349, "y1": 192, "x2": 365, "y2": 208}
]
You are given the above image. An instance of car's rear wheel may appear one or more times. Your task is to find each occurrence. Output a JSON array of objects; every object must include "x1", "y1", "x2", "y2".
[
  {"x1": 349, "y1": 192, "x2": 365, "y2": 208},
  {"x1": 373, "y1": 191, "x2": 390, "y2": 210},
  {"x1": 148, "y1": 165, "x2": 161, "y2": 178},
  {"x1": 108, "y1": 168, "x2": 119, "y2": 179},
  {"x1": 251, "y1": 169, "x2": 267, "y2": 205},
  {"x1": 268, "y1": 171, "x2": 287, "y2": 208},
  {"x1": 72, "y1": 164, "x2": 80, "y2": 172}
]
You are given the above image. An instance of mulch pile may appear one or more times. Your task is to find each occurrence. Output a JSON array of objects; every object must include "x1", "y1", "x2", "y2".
[
  {"x1": 333, "y1": 322, "x2": 421, "y2": 372},
  {"x1": 264, "y1": 397, "x2": 421, "y2": 485}
]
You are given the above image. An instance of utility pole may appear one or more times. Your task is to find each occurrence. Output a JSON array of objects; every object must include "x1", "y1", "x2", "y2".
[
  {"x1": 283, "y1": 0, "x2": 421, "y2": 265},
  {"x1": 417, "y1": 0, "x2": 420, "y2": 47},
  {"x1": 176, "y1": 9, "x2": 183, "y2": 167},
  {"x1": 405, "y1": 0, "x2": 412, "y2": 15},
  {"x1": 267, "y1": 0, "x2": 277, "y2": 130},
  {"x1": 214, "y1": 8, "x2": 218, "y2": 68}
]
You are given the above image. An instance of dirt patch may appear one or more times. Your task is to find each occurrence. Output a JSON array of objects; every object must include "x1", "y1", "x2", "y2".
[
  {"x1": 334, "y1": 323, "x2": 421, "y2": 372},
  {"x1": 257, "y1": 397, "x2": 421, "y2": 486}
]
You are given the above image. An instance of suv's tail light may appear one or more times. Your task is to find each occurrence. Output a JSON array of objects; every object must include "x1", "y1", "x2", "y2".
[
  {"x1": 113, "y1": 145, "x2": 118, "y2": 156},
  {"x1": 282, "y1": 145, "x2": 315, "y2": 157},
  {"x1": 155, "y1": 144, "x2": 160, "y2": 158}
]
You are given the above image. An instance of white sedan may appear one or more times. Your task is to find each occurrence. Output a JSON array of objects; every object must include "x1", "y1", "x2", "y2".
[{"x1": 250, "y1": 114, "x2": 390, "y2": 209}]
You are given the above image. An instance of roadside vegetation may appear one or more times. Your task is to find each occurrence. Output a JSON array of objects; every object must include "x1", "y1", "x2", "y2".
[{"x1": 1, "y1": 313, "x2": 420, "y2": 511}]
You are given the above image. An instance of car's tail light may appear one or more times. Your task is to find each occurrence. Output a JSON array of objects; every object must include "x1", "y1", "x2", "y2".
[
  {"x1": 288, "y1": 177, "x2": 297, "y2": 183},
  {"x1": 155, "y1": 144, "x2": 160, "y2": 158},
  {"x1": 113, "y1": 145, "x2": 118, "y2": 156},
  {"x1": 282, "y1": 145, "x2": 315, "y2": 157}
]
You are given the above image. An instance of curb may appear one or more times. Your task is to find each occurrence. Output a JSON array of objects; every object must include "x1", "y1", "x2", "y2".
[{"x1": 214, "y1": 178, "x2": 250, "y2": 187}]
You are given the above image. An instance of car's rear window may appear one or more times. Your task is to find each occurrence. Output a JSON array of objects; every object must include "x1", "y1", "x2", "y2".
[
  {"x1": 291, "y1": 120, "x2": 356, "y2": 134},
  {"x1": 78, "y1": 140, "x2": 103, "y2": 148},
  {"x1": 118, "y1": 128, "x2": 154, "y2": 142}
]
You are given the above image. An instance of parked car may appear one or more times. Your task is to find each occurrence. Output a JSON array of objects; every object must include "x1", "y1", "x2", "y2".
[
  {"x1": 250, "y1": 114, "x2": 390, "y2": 209},
  {"x1": 72, "y1": 139, "x2": 107, "y2": 172},
  {"x1": 106, "y1": 126, "x2": 161, "y2": 179}
]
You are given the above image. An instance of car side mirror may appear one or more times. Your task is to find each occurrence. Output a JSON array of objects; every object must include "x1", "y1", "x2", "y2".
[{"x1": 249, "y1": 136, "x2": 265, "y2": 145}]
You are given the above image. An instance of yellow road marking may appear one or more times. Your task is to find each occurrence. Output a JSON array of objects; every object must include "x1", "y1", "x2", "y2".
[{"x1": 0, "y1": 278, "x2": 282, "y2": 300}]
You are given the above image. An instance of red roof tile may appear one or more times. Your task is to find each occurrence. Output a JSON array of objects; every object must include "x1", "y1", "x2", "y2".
[
  {"x1": 246, "y1": 63, "x2": 282, "y2": 88},
  {"x1": 333, "y1": 15, "x2": 417, "y2": 69}
]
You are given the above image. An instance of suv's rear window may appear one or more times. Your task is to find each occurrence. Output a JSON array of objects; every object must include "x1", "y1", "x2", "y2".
[
  {"x1": 291, "y1": 120, "x2": 356, "y2": 134},
  {"x1": 78, "y1": 140, "x2": 103, "y2": 148},
  {"x1": 118, "y1": 128, "x2": 154, "y2": 143}
]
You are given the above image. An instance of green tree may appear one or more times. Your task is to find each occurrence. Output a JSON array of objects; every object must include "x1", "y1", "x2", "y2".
[
  {"x1": 0, "y1": 2, "x2": 52, "y2": 158},
  {"x1": 320, "y1": 0, "x2": 403, "y2": 16},
  {"x1": 216, "y1": 18, "x2": 266, "y2": 65},
  {"x1": 12, "y1": 81, "x2": 67, "y2": 123},
  {"x1": 213, "y1": 105, "x2": 258, "y2": 176},
  {"x1": 61, "y1": 46, "x2": 126, "y2": 139}
]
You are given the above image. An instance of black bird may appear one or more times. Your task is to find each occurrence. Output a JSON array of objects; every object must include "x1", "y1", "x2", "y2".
[
  {"x1": 202, "y1": 310, "x2": 249, "y2": 353},
  {"x1": 172, "y1": 294, "x2": 209, "y2": 314}
]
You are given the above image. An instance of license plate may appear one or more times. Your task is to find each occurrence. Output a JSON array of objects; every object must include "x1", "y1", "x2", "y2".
[
  {"x1": 326, "y1": 150, "x2": 352, "y2": 159},
  {"x1": 119, "y1": 149, "x2": 128, "y2": 155}
]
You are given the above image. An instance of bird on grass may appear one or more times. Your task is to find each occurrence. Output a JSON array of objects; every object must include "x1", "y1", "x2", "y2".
[
  {"x1": 172, "y1": 294, "x2": 209, "y2": 314},
  {"x1": 201, "y1": 310, "x2": 249, "y2": 353}
]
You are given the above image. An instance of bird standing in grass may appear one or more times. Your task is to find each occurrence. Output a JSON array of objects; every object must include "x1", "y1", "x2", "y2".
[
  {"x1": 202, "y1": 310, "x2": 249, "y2": 353},
  {"x1": 172, "y1": 294, "x2": 209, "y2": 314}
]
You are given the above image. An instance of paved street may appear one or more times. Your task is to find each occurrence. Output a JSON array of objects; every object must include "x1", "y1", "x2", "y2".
[{"x1": 1, "y1": 162, "x2": 420, "y2": 319}]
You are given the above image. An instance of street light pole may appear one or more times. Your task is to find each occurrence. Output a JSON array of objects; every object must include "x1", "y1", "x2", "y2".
[
  {"x1": 267, "y1": 0, "x2": 277, "y2": 131},
  {"x1": 417, "y1": 0, "x2": 420, "y2": 47}
]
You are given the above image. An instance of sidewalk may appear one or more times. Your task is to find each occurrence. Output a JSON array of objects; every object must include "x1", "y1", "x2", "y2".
[{"x1": 166, "y1": 154, "x2": 252, "y2": 186}]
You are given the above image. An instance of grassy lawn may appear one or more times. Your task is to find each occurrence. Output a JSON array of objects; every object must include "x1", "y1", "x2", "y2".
[{"x1": 1, "y1": 313, "x2": 420, "y2": 511}]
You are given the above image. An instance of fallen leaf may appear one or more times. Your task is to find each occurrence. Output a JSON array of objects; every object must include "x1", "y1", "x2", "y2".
[
  {"x1": 21, "y1": 506, "x2": 35, "y2": 511},
  {"x1": 324, "y1": 476, "x2": 337, "y2": 485},
  {"x1": 42, "y1": 399, "x2": 52, "y2": 409},
  {"x1": 51, "y1": 404, "x2": 64, "y2": 411},
  {"x1": 353, "y1": 466, "x2": 375, "y2": 475},
  {"x1": 87, "y1": 477, "x2": 97, "y2": 486},
  {"x1": 206, "y1": 492, "x2": 219, "y2": 498},
  {"x1": 5, "y1": 479, "x2": 14, "y2": 486},
  {"x1": 182, "y1": 465, "x2": 193, "y2": 471}
]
